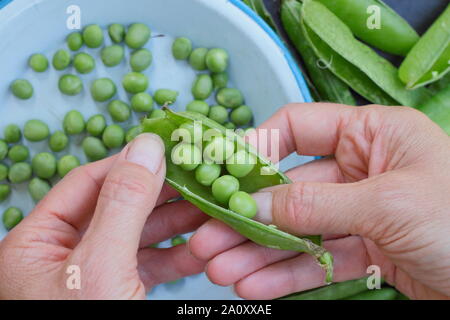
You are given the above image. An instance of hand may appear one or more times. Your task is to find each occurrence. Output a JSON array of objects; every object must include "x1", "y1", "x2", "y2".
[
  {"x1": 0, "y1": 133, "x2": 207, "y2": 299},
  {"x1": 189, "y1": 103, "x2": 450, "y2": 300}
]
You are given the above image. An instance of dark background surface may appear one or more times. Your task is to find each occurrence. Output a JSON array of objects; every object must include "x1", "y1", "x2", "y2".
[{"x1": 263, "y1": 0, "x2": 448, "y2": 102}]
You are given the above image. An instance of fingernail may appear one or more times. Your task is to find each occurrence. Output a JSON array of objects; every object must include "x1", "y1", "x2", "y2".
[
  {"x1": 252, "y1": 192, "x2": 273, "y2": 224},
  {"x1": 126, "y1": 133, "x2": 164, "y2": 174}
]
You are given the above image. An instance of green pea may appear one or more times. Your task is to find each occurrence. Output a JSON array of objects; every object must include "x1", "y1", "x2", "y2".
[
  {"x1": 91, "y1": 78, "x2": 117, "y2": 102},
  {"x1": 125, "y1": 126, "x2": 142, "y2": 143},
  {"x1": 189, "y1": 48, "x2": 208, "y2": 71},
  {"x1": 32, "y1": 152, "x2": 57, "y2": 179},
  {"x1": 172, "y1": 37, "x2": 193, "y2": 60},
  {"x1": 172, "y1": 143, "x2": 202, "y2": 171},
  {"x1": 83, "y1": 24, "x2": 104, "y2": 48},
  {"x1": 28, "y1": 53, "x2": 49, "y2": 72},
  {"x1": 195, "y1": 163, "x2": 222, "y2": 187},
  {"x1": 186, "y1": 100, "x2": 210, "y2": 116},
  {"x1": 125, "y1": 23, "x2": 151, "y2": 49},
  {"x1": 49, "y1": 130, "x2": 69, "y2": 152},
  {"x1": 86, "y1": 114, "x2": 107, "y2": 137},
  {"x1": 177, "y1": 122, "x2": 203, "y2": 144},
  {"x1": 102, "y1": 125, "x2": 125, "y2": 149},
  {"x1": 226, "y1": 150, "x2": 256, "y2": 178},
  {"x1": 8, "y1": 145, "x2": 29, "y2": 163},
  {"x1": 10, "y1": 79, "x2": 33, "y2": 99},
  {"x1": 8, "y1": 162, "x2": 32, "y2": 184},
  {"x1": 58, "y1": 74, "x2": 83, "y2": 96},
  {"x1": 171, "y1": 235, "x2": 187, "y2": 246},
  {"x1": 223, "y1": 122, "x2": 236, "y2": 130},
  {"x1": 206, "y1": 48, "x2": 229, "y2": 73},
  {"x1": 23, "y1": 120, "x2": 50, "y2": 142},
  {"x1": 57, "y1": 155, "x2": 80, "y2": 178},
  {"x1": 212, "y1": 72, "x2": 229, "y2": 89},
  {"x1": 73, "y1": 52, "x2": 95, "y2": 74},
  {"x1": 122, "y1": 72, "x2": 149, "y2": 94},
  {"x1": 154, "y1": 89, "x2": 179, "y2": 106},
  {"x1": 52, "y1": 49, "x2": 71, "y2": 70},
  {"x1": 4, "y1": 124, "x2": 22, "y2": 144},
  {"x1": 66, "y1": 32, "x2": 83, "y2": 51},
  {"x1": 108, "y1": 23, "x2": 126, "y2": 43},
  {"x1": 108, "y1": 100, "x2": 131, "y2": 122},
  {"x1": 0, "y1": 184, "x2": 11, "y2": 203},
  {"x1": 208, "y1": 105, "x2": 228, "y2": 124},
  {"x1": 63, "y1": 110, "x2": 85, "y2": 135},
  {"x1": 131, "y1": 92, "x2": 154, "y2": 112},
  {"x1": 101, "y1": 45, "x2": 125, "y2": 67},
  {"x1": 130, "y1": 48, "x2": 152, "y2": 72},
  {"x1": 212, "y1": 175, "x2": 240, "y2": 205},
  {"x1": 203, "y1": 135, "x2": 235, "y2": 164},
  {"x1": 0, "y1": 164, "x2": 8, "y2": 181},
  {"x1": 149, "y1": 109, "x2": 166, "y2": 119},
  {"x1": 28, "y1": 177, "x2": 51, "y2": 202},
  {"x1": 82, "y1": 137, "x2": 108, "y2": 162},
  {"x1": 216, "y1": 88, "x2": 244, "y2": 109},
  {"x1": 229, "y1": 191, "x2": 257, "y2": 218},
  {"x1": 230, "y1": 105, "x2": 253, "y2": 126},
  {"x1": 192, "y1": 74, "x2": 213, "y2": 100},
  {"x1": 0, "y1": 140, "x2": 7, "y2": 160},
  {"x1": 2, "y1": 207, "x2": 23, "y2": 230}
]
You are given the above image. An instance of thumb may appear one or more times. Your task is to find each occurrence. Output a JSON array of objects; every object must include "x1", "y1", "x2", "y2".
[
  {"x1": 80, "y1": 133, "x2": 165, "y2": 262},
  {"x1": 252, "y1": 180, "x2": 382, "y2": 237}
]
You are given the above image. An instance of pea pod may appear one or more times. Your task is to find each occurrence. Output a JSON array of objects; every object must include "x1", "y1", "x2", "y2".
[
  {"x1": 418, "y1": 84, "x2": 450, "y2": 135},
  {"x1": 141, "y1": 109, "x2": 333, "y2": 283},
  {"x1": 301, "y1": 0, "x2": 431, "y2": 107},
  {"x1": 281, "y1": 0, "x2": 355, "y2": 105},
  {"x1": 279, "y1": 277, "x2": 377, "y2": 300},
  {"x1": 345, "y1": 287, "x2": 398, "y2": 300},
  {"x1": 242, "y1": 0, "x2": 278, "y2": 32},
  {"x1": 429, "y1": 73, "x2": 450, "y2": 94},
  {"x1": 399, "y1": 5, "x2": 450, "y2": 89},
  {"x1": 316, "y1": 0, "x2": 419, "y2": 56}
]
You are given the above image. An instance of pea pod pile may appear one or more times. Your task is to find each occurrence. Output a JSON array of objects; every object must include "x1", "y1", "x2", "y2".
[{"x1": 141, "y1": 109, "x2": 334, "y2": 283}]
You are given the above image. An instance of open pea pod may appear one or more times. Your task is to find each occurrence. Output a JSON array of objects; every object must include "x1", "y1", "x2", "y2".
[
  {"x1": 281, "y1": 0, "x2": 355, "y2": 105},
  {"x1": 316, "y1": 0, "x2": 419, "y2": 56},
  {"x1": 301, "y1": 0, "x2": 431, "y2": 108},
  {"x1": 141, "y1": 109, "x2": 334, "y2": 283},
  {"x1": 399, "y1": 5, "x2": 450, "y2": 90}
]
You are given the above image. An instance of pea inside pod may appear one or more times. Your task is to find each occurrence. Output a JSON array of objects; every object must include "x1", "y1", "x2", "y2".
[{"x1": 141, "y1": 109, "x2": 333, "y2": 283}]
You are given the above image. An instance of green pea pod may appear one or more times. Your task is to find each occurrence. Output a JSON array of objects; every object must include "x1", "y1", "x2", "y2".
[
  {"x1": 279, "y1": 277, "x2": 379, "y2": 300},
  {"x1": 301, "y1": 0, "x2": 431, "y2": 107},
  {"x1": 429, "y1": 73, "x2": 450, "y2": 94},
  {"x1": 141, "y1": 109, "x2": 334, "y2": 283},
  {"x1": 418, "y1": 84, "x2": 450, "y2": 135},
  {"x1": 281, "y1": 0, "x2": 355, "y2": 105},
  {"x1": 316, "y1": 0, "x2": 419, "y2": 56},
  {"x1": 399, "y1": 5, "x2": 450, "y2": 90},
  {"x1": 242, "y1": 0, "x2": 278, "y2": 32},
  {"x1": 345, "y1": 287, "x2": 398, "y2": 300}
]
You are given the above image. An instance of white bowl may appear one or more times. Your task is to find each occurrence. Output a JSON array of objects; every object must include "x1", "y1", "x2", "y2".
[{"x1": 0, "y1": 0, "x2": 312, "y2": 299}]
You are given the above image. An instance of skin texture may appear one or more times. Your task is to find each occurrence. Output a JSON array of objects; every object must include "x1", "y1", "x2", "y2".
[
  {"x1": 0, "y1": 134, "x2": 207, "y2": 299},
  {"x1": 189, "y1": 103, "x2": 450, "y2": 300}
]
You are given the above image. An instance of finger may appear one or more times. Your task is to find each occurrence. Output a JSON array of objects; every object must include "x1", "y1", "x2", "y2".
[
  {"x1": 138, "y1": 244, "x2": 206, "y2": 290},
  {"x1": 80, "y1": 133, "x2": 166, "y2": 263},
  {"x1": 233, "y1": 236, "x2": 369, "y2": 299},
  {"x1": 189, "y1": 219, "x2": 247, "y2": 261},
  {"x1": 247, "y1": 103, "x2": 354, "y2": 162},
  {"x1": 285, "y1": 157, "x2": 344, "y2": 183},
  {"x1": 139, "y1": 200, "x2": 209, "y2": 248}
]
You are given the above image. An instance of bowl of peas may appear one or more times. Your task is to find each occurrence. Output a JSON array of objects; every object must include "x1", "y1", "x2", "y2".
[{"x1": 0, "y1": 0, "x2": 312, "y2": 299}]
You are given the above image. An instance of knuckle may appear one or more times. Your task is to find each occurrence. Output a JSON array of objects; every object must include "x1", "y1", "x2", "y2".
[
  {"x1": 101, "y1": 174, "x2": 150, "y2": 204},
  {"x1": 279, "y1": 182, "x2": 317, "y2": 231}
]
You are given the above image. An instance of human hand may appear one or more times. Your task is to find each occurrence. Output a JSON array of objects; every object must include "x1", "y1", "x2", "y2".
[
  {"x1": 0, "y1": 133, "x2": 207, "y2": 299},
  {"x1": 189, "y1": 103, "x2": 450, "y2": 300}
]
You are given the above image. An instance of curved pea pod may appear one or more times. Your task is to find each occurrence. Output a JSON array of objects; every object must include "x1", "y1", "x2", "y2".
[
  {"x1": 399, "y1": 5, "x2": 450, "y2": 90},
  {"x1": 345, "y1": 288, "x2": 398, "y2": 300},
  {"x1": 317, "y1": 0, "x2": 419, "y2": 56},
  {"x1": 301, "y1": 0, "x2": 431, "y2": 107},
  {"x1": 141, "y1": 109, "x2": 334, "y2": 283},
  {"x1": 418, "y1": 84, "x2": 450, "y2": 135},
  {"x1": 281, "y1": 0, "x2": 355, "y2": 105}
]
